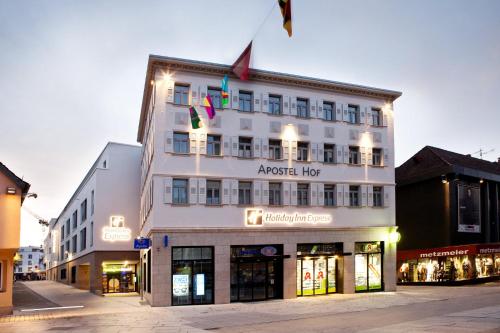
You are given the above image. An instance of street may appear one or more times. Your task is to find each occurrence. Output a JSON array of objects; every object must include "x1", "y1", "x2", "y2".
[{"x1": 0, "y1": 281, "x2": 499, "y2": 332}]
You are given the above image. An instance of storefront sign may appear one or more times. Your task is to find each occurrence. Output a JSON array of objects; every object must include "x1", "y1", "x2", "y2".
[
  {"x1": 102, "y1": 216, "x2": 132, "y2": 242},
  {"x1": 172, "y1": 274, "x2": 189, "y2": 296},
  {"x1": 134, "y1": 238, "x2": 151, "y2": 249},
  {"x1": 258, "y1": 164, "x2": 321, "y2": 177},
  {"x1": 245, "y1": 209, "x2": 331, "y2": 226}
]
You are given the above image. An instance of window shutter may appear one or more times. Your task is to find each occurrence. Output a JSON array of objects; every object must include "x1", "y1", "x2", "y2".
[
  {"x1": 189, "y1": 133, "x2": 197, "y2": 154},
  {"x1": 222, "y1": 179, "x2": 231, "y2": 205},
  {"x1": 360, "y1": 106, "x2": 366, "y2": 124},
  {"x1": 223, "y1": 136, "x2": 231, "y2": 156},
  {"x1": 361, "y1": 147, "x2": 367, "y2": 165},
  {"x1": 336, "y1": 103, "x2": 342, "y2": 122},
  {"x1": 361, "y1": 185, "x2": 368, "y2": 206},
  {"x1": 283, "y1": 140, "x2": 290, "y2": 160},
  {"x1": 230, "y1": 180, "x2": 238, "y2": 205},
  {"x1": 231, "y1": 136, "x2": 239, "y2": 157},
  {"x1": 261, "y1": 181, "x2": 269, "y2": 205},
  {"x1": 253, "y1": 138, "x2": 261, "y2": 158},
  {"x1": 317, "y1": 144, "x2": 324, "y2": 162},
  {"x1": 189, "y1": 178, "x2": 198, "y2": 204},
  {"x1": 262, "y1": 138, "x2": 269, "y2": 159},
  {"x1": 199, "y1": 133, "x2": 207, "y2": 155},
  {"x1": 283, "y1": 95, "x2": 290, "y2": 115},
  {"x1": 383, "y1": 148, "x2": 390, "y2": 167},
  {"x1": 317, "y1": 99, "x2": 324, "y2": 119},
  {"x1": 343, "y1": 145, "x2": 349, "y2": 164},
  {"x1": 383, "y1": 186, "x2": 391, "y2": 207},
  {"x1": 310, "y1": 99, "x2": 317, "y2": 118},
  {"x1": 291, "y1": 141, "x2": 298, "y2": 161},
  {"x1": 164, "y1": 177, "x2": 173, "y2": 204},
  {"x1": 317, "y1": 183, "x2": 325, "y2": 206},
  {"x1": 311, "y1": 143, "x2": 318, "y2": 162},
  {"x1": 383, "y1": 110, "x2": 388, "y2": 127},
  {"x1": 335, "y1": 145, "x2": 342, "y2": 164},
  {"x1": 164, "y1": 131, "x2": 173, "y2": 153},
  {"x1": 366, "y1": 107, "x2": 373, "y2": 126},
  {"x1": 310, "y1": 183, "x2": 318, "y2": 206},
  {"x1": 198, "y1": 178, "x2": 206, "y2": 204},
  {"x1": 342, "y1": 104, "x2": 349, "y2": 122},
  {"x1": 283, "y1": 182, "x2": 291, "y2": 205},
  {"x1": 367, "y1": 185, "x2": 374, "y2": 207},
  {"x1": 336, "y1": 184, "x2": 344, "y2": 206},
  {"x1": 232, "y1": 90, "x2": 239, "y2": 110},
  {"x1": 253, "y1": 92, "x2": 260, "y2": 112},
  {"x1": 290, "y1": 182, "x2": 297, "y2": 205},
  {"x1": 253, "y1": 181, "x2": 262, "y2": 205},
  {"x1": 343, "y1": 184, "x2": 350, "y2": 205},
  {"x1": 262, "y1": 93, "x2": 269, "y2": 113},
  {"x1": 367, "y1": 148, "x2": 373, "y2": 166},
  {"x1": 290, "y1": 97, "x2": 297, "y2": 116},
  {"x1": 166, "y1": 81, "x2": 174, "y2": 103}
]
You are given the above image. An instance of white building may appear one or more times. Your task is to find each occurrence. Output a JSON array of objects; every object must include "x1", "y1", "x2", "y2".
[
  {"x1": 14, "y1": 246, "x2": 44, "y2": 279},
  {"x1": 137, "y1": 56, "x2": 402, "y2": 306},
  {"x1": 44, "y1": 142, "x2": 142, "y2": 294}
]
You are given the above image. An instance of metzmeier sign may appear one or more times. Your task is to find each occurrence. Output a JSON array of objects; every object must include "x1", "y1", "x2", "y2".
[{"x1": 245, "y1": 209, "x2": 331, "y2": 226}]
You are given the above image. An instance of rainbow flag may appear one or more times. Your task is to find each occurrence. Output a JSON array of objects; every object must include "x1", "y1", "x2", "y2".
[
  {"x1": 189, "y1": 106, "x2": 202, "y2": 129},
  {"x1": 203, "y1": 94, "x2": 216, "y2": 119},
  {"x1": 221, "y1": 75, "x2": 229, "y2": 107}
]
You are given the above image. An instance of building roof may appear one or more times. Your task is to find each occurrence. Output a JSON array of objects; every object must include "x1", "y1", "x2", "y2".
[
  {"x1": 0, "y1": 162, "x2": 31, "y2": 202},
  {"x1": 396, "y1": 146, "x2": 500, "y2": 185},
  {"x1": 137, "y1": 55, "x2": 403, "y2": 142}
]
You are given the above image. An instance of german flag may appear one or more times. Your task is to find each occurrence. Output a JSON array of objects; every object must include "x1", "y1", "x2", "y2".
[{"x1": 278, "y1": 0, "x2": 292, "y2": 37}]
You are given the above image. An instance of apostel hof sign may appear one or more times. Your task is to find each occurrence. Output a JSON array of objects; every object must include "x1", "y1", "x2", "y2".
[{"x1": 245, "y1": 208, "x2": 331, "y2": 226}]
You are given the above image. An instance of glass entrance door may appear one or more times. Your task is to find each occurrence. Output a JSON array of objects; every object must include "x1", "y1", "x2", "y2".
[
  {"x1": 355, "y1": 253, "x2": 383, "y2": 292},
  {"x1": 297, "y1": 257, "x2": 336, "y2": 296},
  {"x1": 231, "y1": 259, "x2": 282, "y2": 302}
]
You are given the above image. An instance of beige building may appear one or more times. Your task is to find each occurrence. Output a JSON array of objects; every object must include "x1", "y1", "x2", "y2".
[
  {"x1": 137, "y1": 56, "x2": 402, "y2": 306},
  {"x1": 0, "y1": 162, "x2": 30, "y2": 315}
]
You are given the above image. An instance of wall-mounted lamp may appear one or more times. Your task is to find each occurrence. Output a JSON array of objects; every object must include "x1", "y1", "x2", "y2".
[
  {"x1": 441, "y1": 175, "x2": 448, "y2": 184},
  {"x1": 150, "y1": 79, "x2": 155, "y2": 86},
  {"x1": 388, "y1": 231, "x2": 401, "y2": 244},
  {"x1": 6, "y1": 187, "x2": 16, "y2": 194},
  {"x1": 479, "y1": 179, "x2": 484, "y2": 184}
]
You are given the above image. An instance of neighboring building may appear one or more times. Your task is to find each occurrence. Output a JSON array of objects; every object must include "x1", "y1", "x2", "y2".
[
  {"x1": 0, "y1": 162, "x2": 30, "y2": 315},
  {"x1": 396, "y1": 146, "x2": 500, "y2": 283},
  {"x1": 44, "y1": 143, "x2": 141, "y2": 294},
  {"x1": 14, "y1": 246, "x2": 45, "y2": 280},
  {"x1": 137, "y1": 55, "x2": 401, "y2": 306}
]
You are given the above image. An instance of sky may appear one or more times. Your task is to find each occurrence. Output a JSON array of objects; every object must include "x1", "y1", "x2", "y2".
[{"x1": 1, "y1": 0, "x2": 499, "y2": 246}]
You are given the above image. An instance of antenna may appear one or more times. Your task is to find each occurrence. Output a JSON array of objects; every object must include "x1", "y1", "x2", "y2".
[{"x1": 472, "y1": 148, "x2": 494, "y2": 160}]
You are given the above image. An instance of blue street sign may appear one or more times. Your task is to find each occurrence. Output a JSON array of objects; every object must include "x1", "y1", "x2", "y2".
[
  {"x1": 134, "y1": 238, "x2": 151, "y2": 249},
  {"x1": 163, "y1": 235, "x2": 169, "y2": 247}
]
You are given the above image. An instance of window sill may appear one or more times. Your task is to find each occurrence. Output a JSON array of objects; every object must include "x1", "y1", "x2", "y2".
[
  {"x1": 295, "y1": 160, "x2": 312, "y2": 163},
  {"x1": 170, "y1": 152, "x2": 191, "y2": 156},
  {"x1": 266, "y1": 112, "x2": 283, "y2": 117},
  {"x1": 322, "y1": 161, "x2": 338, "y2": 165},
  {"x1": 204, "y1": 154, "x2": 224, "y2": 158},
  {"x1": 267, "y1": 158, "x2": 286, "y2": 162},
  {"x1": 370, "y1": 165, "x2": 385, "y2": 168},
  {"x1": 295, "y1": 115, "x2": 311, "y2": 120},
  {"x1": 370, "y1": 125, "x2": 386, "y2": 128},
  {"x1": 205, "y1": 204, "x2": 223, "y2": 207},
  {"x1": 237, "y1": 110, "x2": 255, "y2": 114},
  {"x1": 348, "y1": 163, "x2": 363, "y2": 167},
  {"x1": 237, "y1": 204, "x2": 254, "y2": 208},
  {"x1": 237, "y1": 156, "x2": 256, "y2": 160},
  {"x1": 171, "y1": 203, "x2": 190, "y2": 207},
  {"x1": 321, "y1": 119, "x2": 340, "y2": 123},
  {"x1": 171, "y1": 103, "x2": 190, "y2": 107},
  {"x1": 346, "y1": 206, "x2": 363, "y2": 209}
]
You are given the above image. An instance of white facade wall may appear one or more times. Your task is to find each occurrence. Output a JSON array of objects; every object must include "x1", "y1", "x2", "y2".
[{"x1": 15, "y1": 246, "x2": 44, "y2": 274}]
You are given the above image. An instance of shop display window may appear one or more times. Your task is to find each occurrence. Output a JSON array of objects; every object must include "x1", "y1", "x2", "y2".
[
  {"x1": 475, "y1": 255, "x2": 494, "y2": 278},
  {"x1": 354, "y1": 242, "x2": 383, "y2": 292}
]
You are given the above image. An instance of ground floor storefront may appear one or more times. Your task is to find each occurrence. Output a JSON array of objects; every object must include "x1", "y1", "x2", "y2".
[
  {"x1": 397, "y1": 243, "x2": 500, "y2": 284},
  {"x1": 140, "y1": 227, "x2": 397, "y2": 306},
  {"x1": 45, "y1": 251, "x2": 139, "y2": 295},
  {"x1": 0, "y1": 249, "x2": 16, "y2": 315}
]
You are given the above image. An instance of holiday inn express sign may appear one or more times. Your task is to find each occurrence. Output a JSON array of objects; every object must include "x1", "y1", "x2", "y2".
[{"x1": 245, "y1": 209, "x2": 331, "y2": 226}]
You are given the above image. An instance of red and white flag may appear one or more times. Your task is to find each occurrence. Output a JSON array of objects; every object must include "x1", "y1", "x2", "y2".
[{"x1": 232, "y1": 42, "x2": 252, "y2": 81}]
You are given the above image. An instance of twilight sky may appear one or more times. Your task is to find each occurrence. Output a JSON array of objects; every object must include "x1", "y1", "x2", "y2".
[{"x1": 1, "y1": 0, "x2": 499, "y2": 246}]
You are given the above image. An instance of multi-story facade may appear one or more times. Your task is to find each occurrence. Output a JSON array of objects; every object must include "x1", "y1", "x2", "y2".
[
  {"x1": 0, "y1": 162, "x2": 30, "y2": 314},
  {"x1": 44, "y1": 143, "x2": 142, "y2": 294},
  {"x1": 14, "y1": 246, "x2": 45, "y2": 279},
  {"x1": 137, "y1": 56, "x2": 401, "y2": 306}
]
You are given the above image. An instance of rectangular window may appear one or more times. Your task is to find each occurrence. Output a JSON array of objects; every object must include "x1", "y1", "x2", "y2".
[
  {"x1": 348, "y1": 105, "x2": 359, "y2": 124},
  {"x1": 207, "y1": 87, "x2": 222, "y2": 109},
  {"x1": 61, "y1": 226, "x2": 65, "y2": 240},
  {"x1": 297, "y1": 142, "x2": 309, "y2": 161},
  {"x1": 268, "y1": 95, "x2": 282, "y2": 115},
  {"x1": 239, "y1": 91, "x2": 253, "y2": 112},
  {"x1": 174, "y1": 84, "x2": 190, "y2": 105},
  {"x1": 80, "y1": 228, "x2": 87, "y2": 251},
  {"x1": 323, "y1": 101, "x2": 335, "y2": 121},
  {"x1": 324, "y1": 144, "x2": 335, "y2": 163},
  {"x1": 238, "y1": 137, "x2": 253, "y2": 158},
  {"x1": 373, "y1": 186, "x2": 383, "y2": 207},
  {"x1": 207, "y1": 135, "x2": 221, "y2": 156},
  {"x1": 90, "y1": 222, "x2": 94, "y2": 247},
  {"x1": 297, "y1": 184, "x2": 309, "y2": 206},
  {"x1": 81, "y1": 199, "x2": 87, "y2": 223},
  {"x1": 349, "y1": 146, "x2": 360, "y2": 165},
  {"x1": 372, "y1": 148, "x2": 382, "y2": 166},
  {"x1": 349, "y1": 186, "x2": 360, "y2": 207},
  {"x1": 65, "y1": 241, "x2": 70, "y2": 258},
  {"x1": 67, "y1": 218, "x2": 71, "y2": 236},
  {"x1": 173, "y1": 179, "x2": 189, "y2": 204},
  {"x1": 173, "y1": 132, "x2": 189, "y2": 154},
  {"x1": 324, "y1": 185, "x2": 336, "y2": 207},
  {"x1": 268, "y1": 139, "x2": 282, "y2": 160},
  {"x1": 206, "y1": 180, "x2": 221, "y2": 205},
  {"x1": 60, "y1": 245, "x2": 64, "y2": 261},
  {"x1": 269, "y1": 183, "x2": 282, "y2": 206},
  {"x1": 72, "y1": 235, "x2": 77, "y2": 253},
  {"x1": 91, "y1": 190, "x2": 95, "y2": 216},
  {"x1": 28, "y1": 254, "x2": 32, "y2": 259},
  {"x1": 238, "y1": 182, "x2": 252, "y2": 205},
  {"x1": 297, "y1": 98, "x2": 309, "y2": 118},
  {"x1": 371, "y1": 108, "x2": 381, "y2": 126},
  {"x1": 60, "y1": 268, "x2": 67, "y2": 280}
]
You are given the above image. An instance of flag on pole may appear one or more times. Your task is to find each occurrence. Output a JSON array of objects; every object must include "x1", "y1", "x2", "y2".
[
  {"x1": 189, "y1": 106, "x2": 202, "y2": 129},
  {"x1": 203, "y1": 94, "x2": 216, "y2": 119},
  {"x1": 278, "y1": 0, "x2": 292, "y2": 37},
  {"x1": 221, "y1": 75, "x2": 229, "y2": 107},
  {"x1": 232, "y1": 42, "x2": 252, "y2": 81}
]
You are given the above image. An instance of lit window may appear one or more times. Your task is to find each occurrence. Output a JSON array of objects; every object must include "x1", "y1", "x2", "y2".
[
  {"x1": 269, "y1": 95, "x2": 282, "y2": 115},
  {"x1": 238, "y1": 182, "x2": 252, "y2": 205},
  {"x1": 239, "y1": 91, "x2": 253, "y2": 112},
  {"x1": 173, "y1": 132, "x2": 189, "y2": 154},
  {"x1": 174, "y1": 84, "x2": 190, "y2": 105}
]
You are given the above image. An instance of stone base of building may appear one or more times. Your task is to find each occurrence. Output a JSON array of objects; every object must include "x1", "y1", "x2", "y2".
[
  {"x1": 46, "y1": 251, "x2": 139, "y2": 295},
  {"x1": 140, "y1": 226, "x2": 397, "y2": 307}
]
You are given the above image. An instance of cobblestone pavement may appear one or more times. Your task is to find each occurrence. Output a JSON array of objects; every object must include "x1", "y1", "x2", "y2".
[{"x1": 1, "y1": 281, "x2": 499, "y2": 332}]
